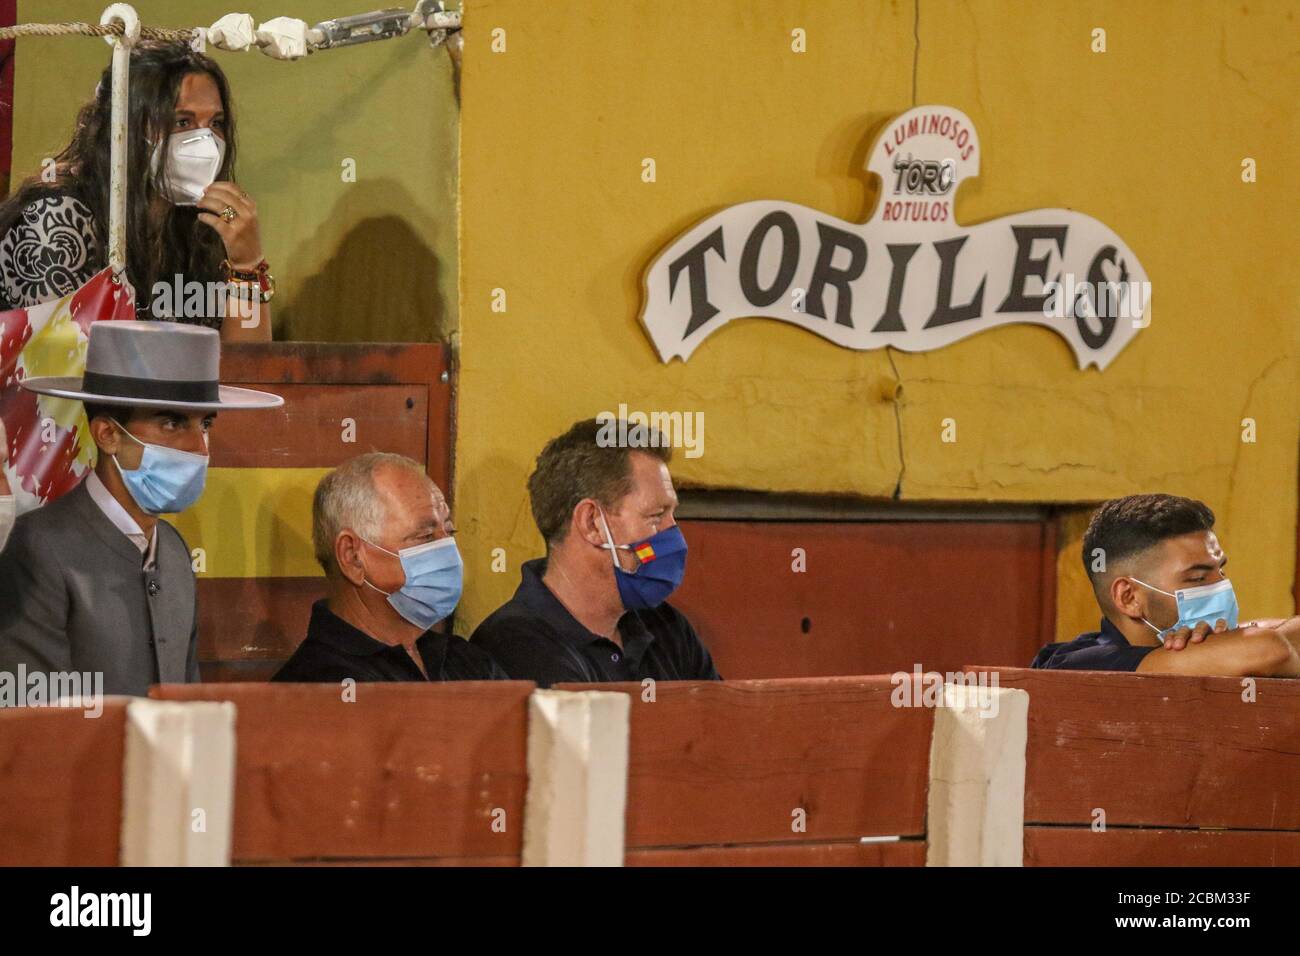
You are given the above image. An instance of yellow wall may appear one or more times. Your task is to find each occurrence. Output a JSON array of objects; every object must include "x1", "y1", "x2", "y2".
[
  {"x1": 11, "y1": 1, "x2": 1297, "y2": 639},
  {"x1": 456, "y1": 0, "x2": 1300, "y2": 634},
  {"x1": 13, "y1": 0, "x2": 460, "y2": 342}
]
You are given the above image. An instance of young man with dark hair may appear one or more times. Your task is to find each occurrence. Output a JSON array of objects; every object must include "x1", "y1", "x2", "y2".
[
  {"x1": 0, "y1": 321, "x2": 281, "y2": 696},
  {"x1": 470, "y1": 417, "x2": 720, "y2": 687},
  {"x1": 1033, "y1": 493, "x2": 1300, "y2": 676}
]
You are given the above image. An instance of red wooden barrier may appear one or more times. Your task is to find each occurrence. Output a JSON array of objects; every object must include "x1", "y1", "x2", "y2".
[
  {"x1": 1025, "y1": 827, "x2": 1300, "y2": 867},
  {"x1": 627, "y1": 842, "x2": 926, "y2": 867},
  {"x1": 0, "y1": 701, "x2": 129, "y2": 866},
  {"x1": 967, "y1": 666, "x2": 1300, "y2": 866},
  {"x1": 556, "y1": 676, "x2": 933, "y2": 865},
  {"x1": 151, "y1": 682, "x2": 531, "y2": 865}
]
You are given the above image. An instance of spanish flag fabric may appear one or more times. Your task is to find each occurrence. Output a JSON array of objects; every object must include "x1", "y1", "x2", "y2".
[
  {"x1": 635, "y1": 542, "x2": 656, "y2": 563},
  {"x1": 0, "y1": 267, "x2": 134, "y2": 512}
]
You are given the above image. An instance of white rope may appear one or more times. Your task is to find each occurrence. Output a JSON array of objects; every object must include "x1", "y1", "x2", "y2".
[
  {"x1": 0, "y1": 21, "x2": 190, "y2": 41},
  {"x1": 0, "y1": 2, "x2": 463, "y2": 59}
]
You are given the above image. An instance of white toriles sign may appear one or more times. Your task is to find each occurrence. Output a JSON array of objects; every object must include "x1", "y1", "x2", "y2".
[{"x1": 639, "y1": 105, "x2": 1150, "y2": 370}]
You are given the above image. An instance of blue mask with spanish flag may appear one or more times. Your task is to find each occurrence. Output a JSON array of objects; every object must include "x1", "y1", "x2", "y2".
[{"x1": 597, "y1": 507, "x2": 688, "y2": 610}]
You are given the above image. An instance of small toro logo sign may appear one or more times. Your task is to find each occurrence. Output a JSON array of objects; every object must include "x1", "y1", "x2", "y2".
[{"x1": 639, "y1": 105, "x2": 1150, "y2": 370}]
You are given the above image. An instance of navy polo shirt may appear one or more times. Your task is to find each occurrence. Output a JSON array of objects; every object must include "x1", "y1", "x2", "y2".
[
  {"x1": 1031, "y1": 617, "x2": 1158, "y2": 672},
  {"x1": 273, "y1": 600, "x2": 508, "y2": 683},
  {"x1": 469, "y1": 558, "x2": 722, "y2": 687}
]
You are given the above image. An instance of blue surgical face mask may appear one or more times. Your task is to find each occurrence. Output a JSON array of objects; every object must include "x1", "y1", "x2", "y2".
[
  {"x1": 109, "y1": 417, "x2": 209, "y2": 515},
  {"x1": 361, "y1": 535, "x2": 463, "y2": 630},
  {"x1": 597, "y1": 507, "x2": 688, "y2": 611},
  {"x1": 1130, "y1": 576, "x2": 1239, "y2": 643}
]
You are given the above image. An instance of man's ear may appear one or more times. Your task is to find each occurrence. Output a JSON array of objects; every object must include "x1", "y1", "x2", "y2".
[
  {"x1": 1109, "y1": 574, "x2": 1143, "y2": 618},
  {"x1": 88, "y1": 415, "x2": 121, "y2": 455},
  {"x1": 335, "y1": 530, "x2": 367, "y2": 586},
  {"x1": 572, "y1": 499, "x2": 605, "y2": 547}
]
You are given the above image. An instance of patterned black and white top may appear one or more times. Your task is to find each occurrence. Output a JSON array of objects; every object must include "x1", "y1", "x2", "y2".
[
  {"x1": 0, "y1": 192, "x2": 222, "y2": 328},
  {"x1": 0, "y1": 193, "x2": 103, "y2": 311}
]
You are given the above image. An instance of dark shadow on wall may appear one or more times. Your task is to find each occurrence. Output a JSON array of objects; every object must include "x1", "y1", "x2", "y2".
[{"x1": 275, "y1": 180, "x2": 448, "y2": 344}]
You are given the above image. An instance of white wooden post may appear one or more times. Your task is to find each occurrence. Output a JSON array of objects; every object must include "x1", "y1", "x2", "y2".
[
  {"x1": 120, "y1": 699, "x2": 237, "y2": 866},
  {"x1": 522, "y1": 690, "x2": 630, "y2": 867},
  {"x1": 926, "y1": 681, "x2": 1029, "y2": 867}
]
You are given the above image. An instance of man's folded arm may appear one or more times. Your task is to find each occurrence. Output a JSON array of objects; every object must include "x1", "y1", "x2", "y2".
[
  {"x1": 1137, "y1": 625, "x2": 1300, "y2": 677},
  {"x1": 1247, "y1": 615, "x2": 1300, "y2": 648}
]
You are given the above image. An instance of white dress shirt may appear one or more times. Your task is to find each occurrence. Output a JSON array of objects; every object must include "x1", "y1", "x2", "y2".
[{"x1": 84, "y1": 471, "x2": 158, "y2": 570}]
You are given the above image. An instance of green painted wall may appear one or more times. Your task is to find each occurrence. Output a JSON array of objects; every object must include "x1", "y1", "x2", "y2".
[{"x1": 12, "y1": 0, "x2": 459, "y2": 342}]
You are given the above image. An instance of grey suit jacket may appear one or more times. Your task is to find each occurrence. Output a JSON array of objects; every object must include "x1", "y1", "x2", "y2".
[{"x1": 0, "y1": 480, "x2": 199, "y2": 697}]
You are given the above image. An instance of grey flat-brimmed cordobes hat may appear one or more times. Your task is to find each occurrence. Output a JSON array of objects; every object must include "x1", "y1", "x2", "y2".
[{"x1": 20, "y1": 320, "x2": 283, "y2": 411}]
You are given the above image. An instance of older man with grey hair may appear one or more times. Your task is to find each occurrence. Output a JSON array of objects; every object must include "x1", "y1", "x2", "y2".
[{"x1": 274, "y1": 451, "x2": 506, "y2": 682}]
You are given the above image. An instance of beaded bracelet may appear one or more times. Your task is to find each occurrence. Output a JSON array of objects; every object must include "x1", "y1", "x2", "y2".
[{"x1": 221, "y1": 258, "x2": 275, "y2": 302}]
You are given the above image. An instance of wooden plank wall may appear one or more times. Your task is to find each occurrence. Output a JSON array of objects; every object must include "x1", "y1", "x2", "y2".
[
  {"x1": 151, "y1": 682, "x2": 531, "y2": 865},
  {"x1": 555, "y1": 676, "x2": 934, "y2": 866},
  {"x1": 970, "y1": 666, "x2": 1300, "y2": 866},
  {"x1": 0, "y1": 700, "x2": 130, "y2": 865},
  {"x1": 672, "y1": 518, "x2": 1055, "y2": 678},
  {"x1": 8, "y1": 671, "x2": 1300, "y2": 867}
]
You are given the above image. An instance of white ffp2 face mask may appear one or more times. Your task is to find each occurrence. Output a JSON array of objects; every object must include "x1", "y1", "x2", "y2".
[
  {"x1": 150, "y1": 128, "x2": 226, "y2": 205},
  {"x1": 0, "y1": 494, "x2": 14, "y2": 553}
]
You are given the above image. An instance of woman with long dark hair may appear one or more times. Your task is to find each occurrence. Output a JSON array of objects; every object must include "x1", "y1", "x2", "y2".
[{"x1": 0, "y1": 40, "x2": 272, "y2": 341}]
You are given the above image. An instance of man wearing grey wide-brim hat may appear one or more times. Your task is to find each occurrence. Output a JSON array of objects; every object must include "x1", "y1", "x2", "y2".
[{"x1": 0, "y1": 321, "x2": 282, "y2": 697}]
